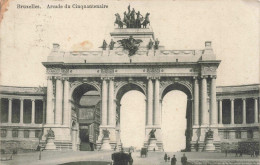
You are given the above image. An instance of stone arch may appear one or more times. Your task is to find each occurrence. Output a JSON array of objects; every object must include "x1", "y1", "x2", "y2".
[
  {"x1": 70, "y1": 81, "x2": 101, "y2": 104},
  {"x1": 160, "y1": 81, "x2": 193, "y2": 100},
  {"x1": 115, "y1": 81, "x2": 146, "y2": 102}
]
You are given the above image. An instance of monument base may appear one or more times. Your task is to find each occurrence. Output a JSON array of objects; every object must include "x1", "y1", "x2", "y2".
[
  {"x1": 148, "y1": 138, "x2": 158, "y2": 151},
  {"x1": 204, "y1": 137, "x2": 215, "y2": 152},
  {"x1": 101, "y1": 137, "x2": 112, "y2": 151},
  {"x1": 45, "y1": 137, "x2": 56, "y2": 150}
]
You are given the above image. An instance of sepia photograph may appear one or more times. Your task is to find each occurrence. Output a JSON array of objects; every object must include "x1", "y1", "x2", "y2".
[{"x1": 0, "y1": 0, "x2": 259, "y2": 164}]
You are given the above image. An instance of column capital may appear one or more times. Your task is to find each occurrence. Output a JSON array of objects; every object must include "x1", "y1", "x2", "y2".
[
  {"x1": 200, "y1": 75, "x2": 208, "y2": 79},
  {"x1": 8, "y1": 98, "x2": 13, "y2": 101},
  {"x1": 108, "y1": 77, "x2": 115, "y2": 81},
  {"x1": 47, "y1": 76, "x2": 53, "y2": 80},
  {"x1": 147, "y1": 76, "x2": 160, "y2": 80},
  {"x1": 54, "y1": 76, "x2": 62, "y2": 80},
  {"x1": 193, "y1": 76, "x2": 198, "y2": 80},
  {"x1": 242, "y1": 98, "x2": 247, "y2": 101},
  {"x1": 20, "y1": 98, "x2": 24, "y2": 101},
  {"x1": 210, "y1": 75, "x2": 217, "y2": 79},
  {"x1": 253, "y1": 97, "x2": 259, "y2": 100},
  {"x1": 31, "y1": 99, "x2": 35, "y2": 102},
  {"x1": 62, "y1": 77, "x2": 69, "y2": 81},
  {"x1": 101, "y1": 77, "x2": 110, "y2": 81},
  {"x1": 230, "y1": 98, "x2": 235, "y2": 101}
]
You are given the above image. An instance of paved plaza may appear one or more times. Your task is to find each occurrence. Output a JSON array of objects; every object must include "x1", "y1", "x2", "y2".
[{"x1": 1, "y1": 151, "x2": 259, "y2": 165}]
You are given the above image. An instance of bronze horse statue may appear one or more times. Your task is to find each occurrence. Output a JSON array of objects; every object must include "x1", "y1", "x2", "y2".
[
  {"x1": 114, "y1": 13, "x2": 124, "y2": 28},
  {"x1": 142, "y1": 13, "x2": 150, "y2": 28}
]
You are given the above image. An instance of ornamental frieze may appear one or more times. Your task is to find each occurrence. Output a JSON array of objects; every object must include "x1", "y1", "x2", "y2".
[
  {"x1": 201, "y1": 65, "x2": 217, "y2": 75},
  {"x1": 47, "y1": 68, "x2": 62, "y2": 74},
  {"x1": 101, "y1": 68, "x2": 114, "y2": 74}
]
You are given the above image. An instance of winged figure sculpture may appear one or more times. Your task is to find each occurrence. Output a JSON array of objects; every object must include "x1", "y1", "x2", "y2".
[{"x1": 117, "y1": 36, "x2": 142, "y2": 56}]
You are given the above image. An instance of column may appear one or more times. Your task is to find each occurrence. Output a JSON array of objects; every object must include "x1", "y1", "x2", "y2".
[
  {"x1": 101, "y1": 78, "x2": 108, "y2": 125},
  {"x1": 210, "y1": 76, "x2": 217, "y2": 125},
  {"x1": 46, "y1": 76, "x2": 54, "y2": 124},
  {"x1": 31, "y1": 99, "x2": 35, "y2": 124},
  {"x1": 201, "y1": 76, "x2": 208, "y2": 125},
  {"x1": 219, "y1": 100, "x2": 222, "y2": 124},
  {"x1": 8, "y1": 98, "x2": 12, "y2": 123},
  {"x1": 154, "y1": 78, "x2": 160, "y2": 125},
  {"x1": 42, "y1": 100, "x2": 46, "y2": 124},
  {"x1": 55, "y1": 77, "x2": 63, "y2": 124},
  {"x1": 63, "y1": 78, "x2": 70, "y2": 125},
  {"x1": 193, "y1": 77, "x2": 199, "y2": 126},
  {"x1": 147, "y1": 78, "x2": 153, "y2": 125},
  {"x1": 108, "y1": 78, "x2": 115, "y2": 126},
  {"x1": 254, "y1": 98, "x2": 258, "y2": 123},
  {"x1": 230, "y1": 99, "x2": 234, "y2": 124},
  {"x1": 19, "y1": 99, "x2": 24, "y2": 124},
  {"x1": 242, "y1": 98, "x2": 246, "y2": 124}
]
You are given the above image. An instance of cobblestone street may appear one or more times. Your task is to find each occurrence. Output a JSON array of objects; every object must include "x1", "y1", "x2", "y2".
[{"x1": 1, "y1": 151, "x2": 259, "y2": 165}]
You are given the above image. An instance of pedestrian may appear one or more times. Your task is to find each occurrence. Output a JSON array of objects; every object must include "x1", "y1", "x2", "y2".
[
  {"x1": 251, "y1": 150, "x2": 254, "y2": 157},
  {"x1": 239, "y1": 150, "x2": 243, "y2": 157},
  {"x1": 129, "y1": 152, "x2": 133, "y2": 165},
  {"x1": 171, "y1": 155, "x2": 177, "y2": 165},
  {"x1": 225, "y1": 149, "x2": 228, "y2": 157},
  {"x1": 164, "y1": 153, "x2": 168, "y2": 162},
  {"x1": 168, "y1": 156, "x2": 170, "y2": 162},
  {"x1": 235, "y1": 150, "x2": 238, "y2": 157},
  {"x1": 181, "y1": 153, "x2": 187, "y2": 165}
]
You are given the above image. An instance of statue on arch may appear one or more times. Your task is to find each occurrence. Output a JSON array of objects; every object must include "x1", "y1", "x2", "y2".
[
  {"x1": 147, "y1": 39, "x2": 154, "y2": 50},
  {"x1": 117, "y1": 36, "x2": 142, "y2": 56},
  {"x1": 149, "y1": 129, "x2": 156, "y2": 139},
  {"x1": 154, "y1": 38, "x2": 160, "y2": 50},
  {"x1": 101, "y1": 40, "x2": 107, "y2": 50},
  {"x1": 114, "y1": 13, "x2": 123, "y2": 28},
  {"x1": 142, "y1": 13, "x2": 150, "y2": 28},
  {"x1": 109, "y1": 39, "x2": 116, "y2": 50}
]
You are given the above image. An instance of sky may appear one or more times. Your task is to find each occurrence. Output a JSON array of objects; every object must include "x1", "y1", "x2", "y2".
[{"x1": 0, "y1": 0, "x2": 259, "y2": 87}]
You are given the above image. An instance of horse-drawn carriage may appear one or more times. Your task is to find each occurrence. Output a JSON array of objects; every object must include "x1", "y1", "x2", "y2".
[
  {"x1": 140, "y1": 148, "x2": 148, "y2": 158},
  {"x1": 111, "y1": 151, "x2": 131, "y2": 165}
]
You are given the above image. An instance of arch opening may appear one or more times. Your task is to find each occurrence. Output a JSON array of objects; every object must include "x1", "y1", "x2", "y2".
[
  {"x1": 71, "y1": 83, "x2": 101, "y2": 151},
  {"x1": 116, "y1": 83, "x2": 146, "y2": 150},
  {"x1": 161, "y1": 83, "x2": 192, "y2": 152}
]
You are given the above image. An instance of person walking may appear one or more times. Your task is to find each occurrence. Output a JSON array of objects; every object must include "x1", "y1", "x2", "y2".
[
  {"x1": 171, "y1": 155, "x2": 177, "y2": 165},
  {"x1": 181, "y1": 154, "x2": 187, "y2": 165},
  {"x1": 164, "y1": 153, "x2": 168, "y2": 162},
  {"x1": 129, "y1": 152, "x2": 133, "y2": 165}
]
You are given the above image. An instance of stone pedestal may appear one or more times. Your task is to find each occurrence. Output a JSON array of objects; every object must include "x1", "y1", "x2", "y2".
[
  {"x1": 45, "y1": 137, "x2": 56, "y2": 150},
  {"x1": 101, "y1": 137, "x2": 112, "y2": 150},
  {"x1": 204, "y1": 137, "x2": 215, "y2": 152},
  {"x1": 148, "y1": 138, "x2": 158, "y2": 151}
]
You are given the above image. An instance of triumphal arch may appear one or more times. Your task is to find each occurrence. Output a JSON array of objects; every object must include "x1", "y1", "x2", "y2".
[{"x1": 42, "y1": 7, "x2": 221, "y2": 151}]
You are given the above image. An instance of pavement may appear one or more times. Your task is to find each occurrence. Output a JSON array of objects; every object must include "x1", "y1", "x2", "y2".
[{"x1": 1, "y1": 150, "x2": 259, "y2": 165}]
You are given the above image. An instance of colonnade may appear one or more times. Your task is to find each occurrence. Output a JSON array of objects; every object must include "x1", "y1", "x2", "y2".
[
  {"x1": 2, "y1": 98, "x2": 45, "y2": 124},
  {"x1": 218, "y1": 98, "x2": 259, "y2": 124}
]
